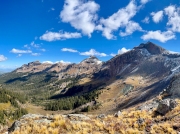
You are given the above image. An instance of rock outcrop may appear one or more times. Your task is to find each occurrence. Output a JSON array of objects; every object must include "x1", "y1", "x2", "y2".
[{"x1": 156, "y1": 99, "x2": 177, "y2": 115}]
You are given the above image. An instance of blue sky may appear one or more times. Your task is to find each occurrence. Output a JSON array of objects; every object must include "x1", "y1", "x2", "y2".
[{"x1": 1, "y1": 0, "x2": 180, "y2": 71}]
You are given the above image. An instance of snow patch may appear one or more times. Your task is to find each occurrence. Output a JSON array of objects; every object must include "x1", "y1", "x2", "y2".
[
  {"x1": 165, "y1": 50, "x2": 180, "y2": 55},
  {"x1": 118, "y1": 64, "x2": 131, "y2": 75},
  {"x1": 131, "y1": 67, "x2": 139, "y2": 73},
  {"x1": 171, "y1": 65, "x2": 180, "y2": 72},
  {"x1": 140, "y1": 48, "x2": 151, "y2": 57}
]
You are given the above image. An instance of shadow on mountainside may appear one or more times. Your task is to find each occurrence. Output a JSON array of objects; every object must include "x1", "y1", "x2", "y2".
[{"x1": 113, "y1": 79, "x2": 170, "y2": 112}]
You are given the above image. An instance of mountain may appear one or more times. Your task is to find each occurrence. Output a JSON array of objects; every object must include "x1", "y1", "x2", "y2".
[
  {"x1": 1, "y1": 42, "x2": 180, "y2": 114},
  {"x1": 15, "y1": 56, "x2": 102, "y2": 78}
]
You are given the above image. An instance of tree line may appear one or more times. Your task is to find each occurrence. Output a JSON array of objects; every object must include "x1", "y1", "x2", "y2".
[{"x1": 45, "y1": 90, "x2": 100, "y2": 111}]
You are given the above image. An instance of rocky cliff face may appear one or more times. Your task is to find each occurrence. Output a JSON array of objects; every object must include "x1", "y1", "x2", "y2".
[
  {"x1": 136, "y1": 41, "x2": 166, "y2": 55},
  {"x1": 97, "y1": 42, "x2": 180, "y2": 80},
  {"x1": 15, "y1": 56, "x2": 103, "y2": 80},
  {"x1": 16, "y1": 61, "x2": 52, "y2": 73},
  {"x1": 166, "y1": 73, "x2": 180, "y2": 98}
]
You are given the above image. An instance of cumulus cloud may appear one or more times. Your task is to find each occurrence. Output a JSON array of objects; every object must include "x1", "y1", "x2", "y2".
[
  {"x1": 164, "y1": 5, "x2": 180, "y2": 32},
  {"x1": 43, "y1": 60, "x2": 71, "y2": 64},
  {"x1": 110, "y1": 53, "x2": 116, "y2": 57},
  {"x1": 97, "y1": 0, "x2": 141, "y2": 39},
  {"x1": 142, "y1": 16, "x2": 149, "y2": 23},
  {"x1": 0, "y1": 55, "x2": 7, "y2": 62},
  {"x1": 10, "y1": 48, "x2": 32, "y2": 54},
  {"x1": 151, "y1": 10, "x2": 164, "y2": 23},
  {"x1": 42, "y1": 61, "x2": 54, "y2": 64},
  {"x1": 56, "y1": 60, "x2": 71, "y2": 64},
  {"x1": 60, "y1": 0, "x2": 100, "y2": 37},
  {"x1": 40, "y1": 31, "x2": 82, "y2": 41},
  {"x1": 120, "y1": 21, "x2": 142, "y2": 36},
  {"x1": 141, "y1": 30, "x2": 175, "y2": 42},
  {"x1": 80, "y1": 49, "x2": 107, "y2": 57},
  {"x1": 110, "y1": 48, "x2": 130, "y2": 56},
  {"x1": 118, "y1": 48, "x2": 130, "y2": 55},
  {"x1": 140, "y1": 0, "x2": 151, "y2": 5},
  {"x1": 61, "y1": 48, "x2": 78, "y2": 53}
]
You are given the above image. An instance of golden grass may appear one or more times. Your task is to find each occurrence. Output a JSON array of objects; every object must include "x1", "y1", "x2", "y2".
[
  {"x1": 12, "y1": 100, "x2": 180, "y2": 134},
  {"x1": 0, "y1": 102, "x2": 12, "y2": 110}
]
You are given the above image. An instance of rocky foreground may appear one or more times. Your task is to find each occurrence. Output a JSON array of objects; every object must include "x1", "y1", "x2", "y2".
[{"x1": 1, "y1": 98, "x2": 180, "y2": 134}]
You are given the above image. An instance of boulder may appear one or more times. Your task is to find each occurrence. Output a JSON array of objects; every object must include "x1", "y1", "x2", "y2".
[
  {"x1": 97, "y1": 114, "x2": 105, "y2": 119},
  {"x1": 67, "y1": 114, "x2": 90, "y2": 121},
  {"x1": 8, "y1": 114, "x2": 53, "y2": 133},
  {"x1": 137, "y1": 100, "x2": 159, "y2": 111},
  {"x1": 114, "y1": 111, "x2": 121, "y2": 117},
  {"x1": 156, "y1": 99, "x2": 177, "y2": 115},
  {"x1": 8, "y1": 121, "x2": 21, "y2": 132}
]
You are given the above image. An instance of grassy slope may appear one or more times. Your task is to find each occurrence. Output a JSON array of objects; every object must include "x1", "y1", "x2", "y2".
[{"x1": 11, "y1": 99, "x2": 180, "y2": 134}]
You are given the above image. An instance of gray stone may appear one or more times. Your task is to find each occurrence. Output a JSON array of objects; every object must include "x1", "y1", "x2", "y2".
[
  {"x1": 67, "y1": 114, "x2": 90, "y2": 121},
  {"x1": 8, "y1": 114, "x2": 53, "y2": 133},
  {"x1": 97, "y1": 114, "x2": 105, "y2": 119},
  {"x1": 156, "y1": 99, "x2": 177, "y2": 115},
  {"x1": 8, "y1": 121, "x2": 21, "y2": 132},
  {"x1": 137, "y1": 101, "x2": 158, "y2": 111},
  {"x1": 114, "y1": 111, "x2": 121, "y2": 117},
  {"x1": 34, "y1": 119, "x2": 52, "y2": 124},
  {"x1": 137, "y1": 118, "x2": 144, "y2": 125}
]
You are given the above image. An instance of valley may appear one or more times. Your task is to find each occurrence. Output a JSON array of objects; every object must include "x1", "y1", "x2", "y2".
[{"x1": 1, "y1": 42, "x2": 180, "y2": 133}]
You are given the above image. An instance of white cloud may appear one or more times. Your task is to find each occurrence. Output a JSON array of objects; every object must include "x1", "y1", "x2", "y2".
[
  {"x1": 118, "y1": 48, "x2": 130, "y2": 55},
  {"x1": 164, "y1": 5, "x2": 176, "y2": 17},
  {"x1": 30, "y1": 41, "x2": 40, "y2": 48},
  {"x1": 142, "y1": 16, "x2": 149, "y2": 23},
  {"x1": 140, "y1": 0, "x2": 151, "y2": 5},
  {"x1": 0, "y1": 55, "x2": 7, "y2": 62},
  {"x1": 151, "y1": 10, "x2": 164, "y2": 23},
  {"x1": 110, "y1": 48, "x2": 130, "y2": 56},
  {"x1": 48, "y1": 8, "x2": 55, "y2": 12},
  {"x1": 141, "y1": 30, "x2": 175, "y2": 42},
  {"x1": 31, "y1": 53, "x2": 41, "y2": 56},
  {"x1": 60, "y1": 0, "x2": 100, "y2": 37},
  {"x1": 120, "y1": 21, "x2": 142, "y2": 36},
  {"x1": 61, "y1": 48, "x2": 78, "y2": 53},
  {"x1": 43, "y1": 60, "x2": 71, "y2": 64},
  {"x1": 40, "y1": 31, "x2": 82, "y2": 41},
  {"x1": 56, "y1": 60, "x2": 71, "y2": 64},
  {"x1": 42, "y1": 61, "x2": 54, "y2": 64},
  {"x1": 98, "y1": 0, "x2": 141, "y2": 39},
  {"x1": 164, "y1": 5, "x2": 180, "y2": 32},
  {"x1": 80, "y1": 49, "x2": 107, "y2": 57},
  {"x1": 10, "y1": 48, "x2": 32, "y2": 54},
  {"x1": 110, "y1": 53, "x2": 116, "y2": 57},
  {"x1": 24, "y1": 44, "x2": 30, "y2": 49}
]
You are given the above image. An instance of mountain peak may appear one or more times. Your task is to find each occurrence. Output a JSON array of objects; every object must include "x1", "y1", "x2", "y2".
[
  {"x1": 136, "y1": 42, "x2": 166, "y2": 55},
  {"x1": 81, "y1": 56, "x2": 102, "y2": 65},
  {"x1": 27, "y1": 61, "x2": 41, "y2": 66}
]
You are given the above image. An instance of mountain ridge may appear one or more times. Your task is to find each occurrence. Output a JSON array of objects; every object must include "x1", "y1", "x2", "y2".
[{"x1": 1, "y1": 41, "x2": 180, "y2": 114}]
